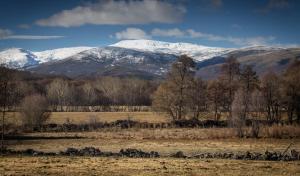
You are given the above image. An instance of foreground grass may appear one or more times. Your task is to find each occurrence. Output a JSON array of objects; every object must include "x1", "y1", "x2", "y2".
[{"x1": 1, "y1": 156, "x2": 299, "y2": 176}]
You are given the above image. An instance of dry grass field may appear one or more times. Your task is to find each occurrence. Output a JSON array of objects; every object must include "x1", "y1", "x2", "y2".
[
  {"x1": 6, "y1": 130, "x2": 300, "y2": 156},
  {"x1": 5, "y1": 112, "x2": 169, "y2": 125},
  {"x1": 1, "y1": 157, "x2": 300, "y2": 176},
  {"x1": 3, "y1": 112, "x2": 300, "y2": 175}
]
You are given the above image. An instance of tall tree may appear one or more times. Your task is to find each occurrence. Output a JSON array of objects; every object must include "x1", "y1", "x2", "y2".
[
  {"x1": 261, "y1": 71, "x2": 281, "y2": 123},
  {"x1": 0, "y1": 65, "x2": 14, "y2": 153},
  {"x1": 282, "y1": 60, "x2": 300, "y2": 123},
  {"x1": 187, "y1": 77, "x2": 207, "y2": 119},
  {"x1": 46, "y1": 79, "x2": 71, "y2": 111},
  {"x1": 207, "y1": 79, "x2": 225, "y2": 121},
  {"x1": 219, "y1": 57, "x2": 240, "y2": 120},
  {"x1": 235, "y1": 65, "x2": 259, "y2": 122},
  {"x1": 152, "y1": 55, "x2": 196, "y2": 120}
]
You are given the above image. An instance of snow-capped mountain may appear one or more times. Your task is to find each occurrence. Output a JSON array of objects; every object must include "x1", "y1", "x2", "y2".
[
  {"x1": 33, "y1": 47, "x2": 94, "y2": 63},
  {"x1": 0, "y1": 48, "x2": 39, "y2": 68},
  {"x1": 0, "y1": 39, "x2": 298, "y2": 79},
  {"x1": 29, "y1": 46, "x2": 177, "y2": 78},
  {"x1": 111, "y1": 39, "x2": 233, "y2": 61},
  {"x1": 0, "y1": 46, "x2": 93, "y2": 68}
]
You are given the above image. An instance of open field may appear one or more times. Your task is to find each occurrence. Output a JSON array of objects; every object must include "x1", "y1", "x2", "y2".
[
  {"x1": 5, "y1": 112, "x2": 169, "y2": 125},
  {"x1": 6, "y1": 130, "x2": 300, "y2": 156},
  {"x1": 1, "y1": 157, "x2": 300, "y2": 176},
  {"x1": 3, "y1": 112, "x2": 300, "y2": 175}
]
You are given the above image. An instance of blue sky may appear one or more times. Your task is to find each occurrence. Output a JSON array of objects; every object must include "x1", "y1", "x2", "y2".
[{"x1": 0, "y1": 0, "x2": 299, "y2": 51}]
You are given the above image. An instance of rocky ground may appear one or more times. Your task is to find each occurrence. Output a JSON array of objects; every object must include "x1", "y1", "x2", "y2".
[{"x1": 3, "y1": 147, "x2": 300, "y2": 161}]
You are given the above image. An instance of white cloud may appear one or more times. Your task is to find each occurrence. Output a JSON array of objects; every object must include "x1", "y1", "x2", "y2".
[
  {"x1": 186, "y1": 29, "x2": 203, "y2": 38},
  {"x1": 113, "y1": 27, "x2": 277, "y2": 46},
  {"x1": 0, "y1": 28, "x2": 13, "y2": 39},
  {"x1": 0, "y1": 28, "x2": 64, "y2": 40},
  {"x1": 36, "y1": 0, "x2": 185, "y2": 27},
  {"x1": 5, "y1": 35, "x2": 64, "y2": 40},
  {"x1": 114, "y1": 28, "x2": 151, "y2": 40},
  {"x1": 18, "y1": 24, "x2": 31, "y2": 29},
  {"x1": 151, "y1": 28, "x2": 186, "y2": 38}
]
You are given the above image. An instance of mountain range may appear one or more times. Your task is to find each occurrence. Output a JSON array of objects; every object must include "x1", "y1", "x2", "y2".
[{"x1": 1, "y1": 39, "x2": 299, "y2": 79}]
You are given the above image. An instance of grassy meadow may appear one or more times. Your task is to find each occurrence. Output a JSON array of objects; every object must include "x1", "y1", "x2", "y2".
[{"x1": 2, "y1": 111, "x2": 300, "y2": 176}]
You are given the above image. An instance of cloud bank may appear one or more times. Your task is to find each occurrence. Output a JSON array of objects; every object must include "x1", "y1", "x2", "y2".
[
  {"x1": 0, "y1": 28, "x2": 64, "y2": 40},
  {"x1": 113, "y1": 27, "x2": 276, "y2": 46},
  {"x1": 114, "y1": 28, "x2": 151, "y2": 40},
  {"x1": 36, "y1": 0, "x2": 186, "y2": 27}
]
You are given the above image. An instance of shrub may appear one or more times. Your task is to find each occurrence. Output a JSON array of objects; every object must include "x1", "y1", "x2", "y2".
[{"x1": 20, "y1": 94, "x2": 50, "y2": 130}]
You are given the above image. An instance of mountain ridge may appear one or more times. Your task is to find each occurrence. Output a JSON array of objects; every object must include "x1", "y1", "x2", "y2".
[{"x1": 0, "y1": 39, "x2": 298, "y2": 79}]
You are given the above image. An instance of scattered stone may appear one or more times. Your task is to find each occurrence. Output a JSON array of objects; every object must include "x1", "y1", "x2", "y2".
[
  {"x1": 290, "y1": 149, "x2": 300, "y2": 160},
  {"x1": 65, "y1": 148, "x2": 79, "y2": 156},
  {"x1": 171, "y1": 151, "x2": 186, "y2": 158},
  {"x1": 3, "y1": 147, "x2": 299, "y2": 161},
  {"x1": 119, "y1": 148, "x2": 159, "y2": 158}
]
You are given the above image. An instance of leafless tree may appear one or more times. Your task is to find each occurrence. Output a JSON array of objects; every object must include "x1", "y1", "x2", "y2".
[
  {"x1": 281, "y1": 60, "x2": 300, "y2": 123},
  {"x1": 261, "y1": 71, "x2": 282, "y2": 123},
  {"x1": 187, "y1": 77, "x2": 207, "y2": 119},
  {"x1": 238, "y1": 65, "x2": 260, "y2": 120},
  {"x1": 95, "y1": 77, "x2": 123, "y2": 105},
  {"x1": 207, "y1": 79, "x2": 225, "y2": 121},
  {"x1": 46, "y1": 79, "x2": 71, "y2": 111},
  {"x1": 20, "y1": 94, "x2": 50, "y2": 130},
  {"x1": 219, "y1": 56, "x2": 240, "y2": 120},
  {"x1": 82, "y1": 82, "x2": 97, "y2": 105},
  {"x1": 152, "y1": 55, "x2": 196, "y2": 120},
  {"x1": 0, "y1": 65, "x2": 14, "y2": 153}
]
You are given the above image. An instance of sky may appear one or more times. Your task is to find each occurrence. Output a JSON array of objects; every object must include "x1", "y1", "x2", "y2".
[{"x1": 0, "y1": 0, "x2": 299, "y2": 51}]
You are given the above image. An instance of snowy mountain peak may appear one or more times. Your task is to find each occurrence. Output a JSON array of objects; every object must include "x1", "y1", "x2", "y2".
[
  {"x1": 111, "y1": 39, "x2": 233, "y2": 61},
  {"x1": 0, "y1": 48, "x2": 38, "y2": 68},
  {"x1": 33, "y1": 46, "x2": 94, "y2": 63},
  {"x1": 0, "y1": 46, "x2": 94, "y2": 68}
]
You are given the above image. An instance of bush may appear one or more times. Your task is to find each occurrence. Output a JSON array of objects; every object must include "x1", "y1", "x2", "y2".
[{"x1": 20, "y1": 94, "x2": 50, "y2": 130}]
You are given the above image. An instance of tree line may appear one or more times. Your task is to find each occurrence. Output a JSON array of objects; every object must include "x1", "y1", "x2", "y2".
[
  {"x1": 152, "y1": 55, "x2": 300, "y2": 125},
  {"x1": 0, "y1": 55, "x2": 300, "y2": 129}
]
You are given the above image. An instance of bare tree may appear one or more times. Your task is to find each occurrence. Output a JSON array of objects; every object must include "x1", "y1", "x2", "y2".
[
  {"x1": 152, "y1": 55, "x2": 196, "y2": 120},
  {"x1": 187, "y1": 77, "x2": 207, "y2": 119},
  {"x1": 249, "y1": 90, "x2": 265, "y2": 138},
  {"x1": 282, "y1": 60, "x2": 300, "y2": 123},
  {"x1": 0, "y1": 65, "x2": 14, "y2": 153},
  {"x1": 231, "y1": 65, "x2": 259, "y2": 137},
  {"x1": 20, "y1": 94, "x2": 50, "y2": 130},
  {"x1": 46, "y1": 79, "x2": 71, "y2": 111},
  {"x1": 207, "y1": 79, "x2": 225, "y2": 121},
  {"x1": 238, "y1": 65, "x2": 260, "y2": 120},
  {"x1": 82, "y1": 82, "x2": 96, "y2": 105},
  {"x1": 219, "y1": 56, "x2": 240, "y2": 120},
  {"x1": 95, "y1": 77, "x2": 123, "y2": 105},
  {"x1": 232, "y1": 89, "x2": 246, "y2": 137},
  {"x1": 261, "y1": 71, "x2": 281, "y2": 123}
]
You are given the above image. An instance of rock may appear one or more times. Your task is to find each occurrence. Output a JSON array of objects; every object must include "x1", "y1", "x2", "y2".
[
  {"x1": 150, "y1": 151, "x2": 160, "y2": 157},
  {"x1": 264, "y1": 151, "x2": 279, "y2": 161},
  {"x1": 119, "y1": 148, "x2": 155, "y2": 158},
  {"x1": 65, "y1": 148, "x2": 79, "y2": 156},
  {"x1": 171, "y1": 151, "x2": 186, "y2": 158},
  {"x1": 24, "y1": 149, "x2": 36, "y2": 155},
  {"x1": 290, "y1": 150, "x2": 299, "y2": 160},
  {"x1": 79, "y1": 147, "x2": 102, "y2": 156}
]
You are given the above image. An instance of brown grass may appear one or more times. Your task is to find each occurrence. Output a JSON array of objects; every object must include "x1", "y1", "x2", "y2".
[
  {"x1": 6, "y1": 130, "x2": 300, "y2": 156},
  {"x1": 1, "y1": 157, "x2": 299, "y2": 176},
  {"x1": 4, "y1": 112, "x2": 169, "y2": 125}
]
